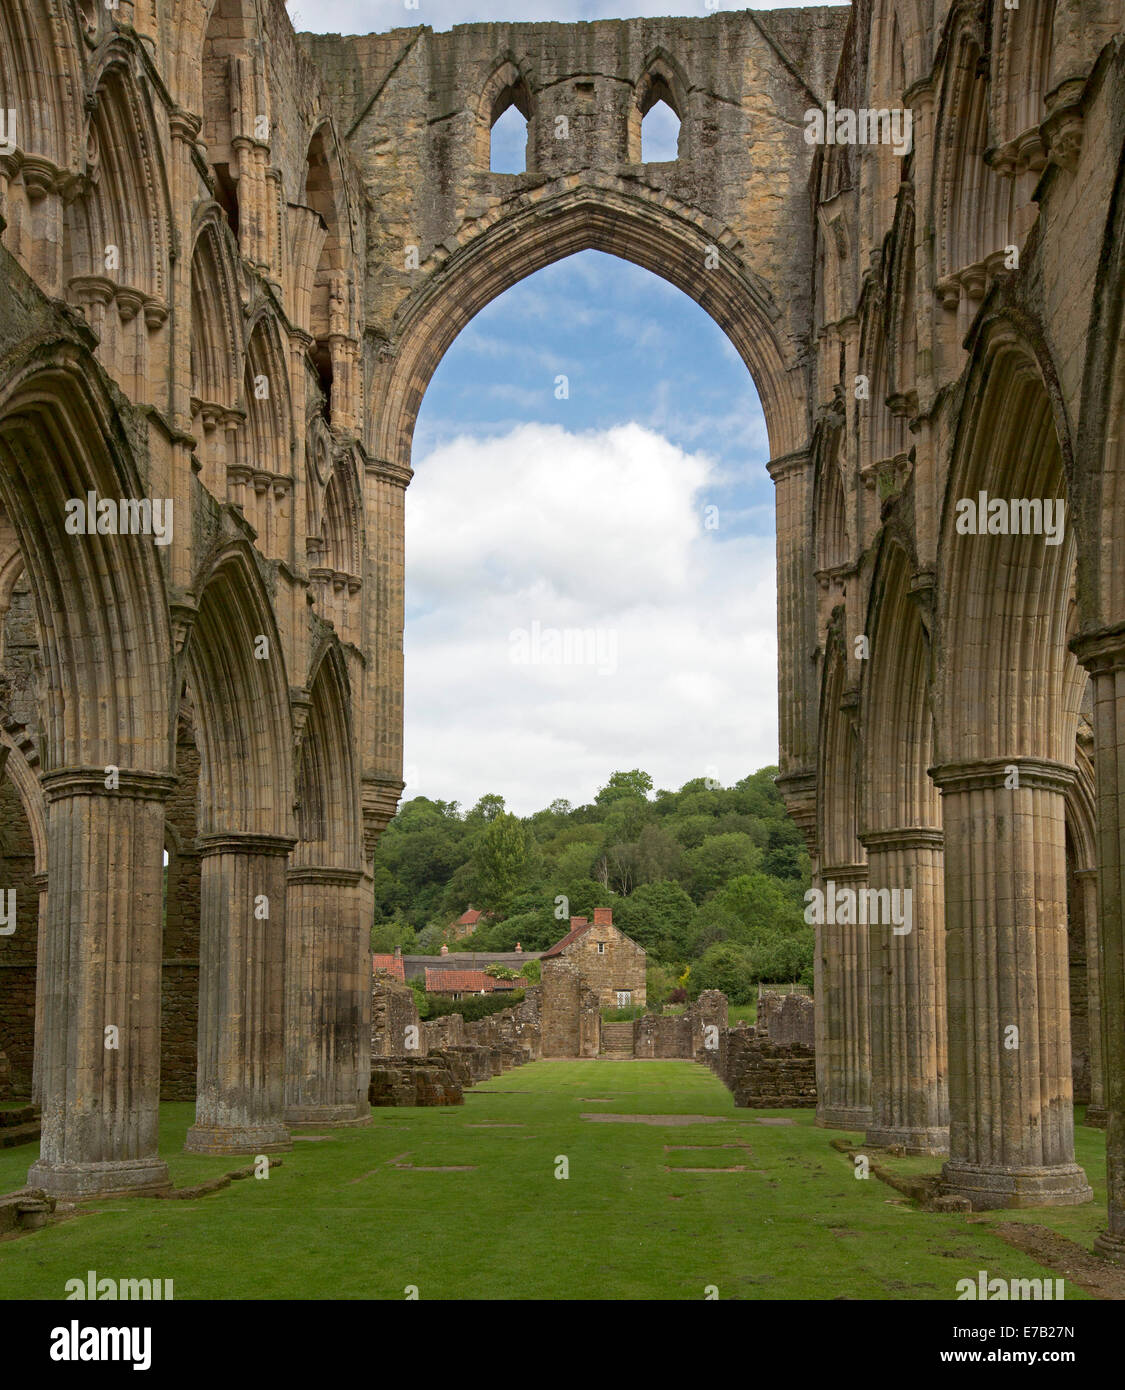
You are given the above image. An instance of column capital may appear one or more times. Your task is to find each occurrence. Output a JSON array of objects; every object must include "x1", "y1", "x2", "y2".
[
  {"x1": 929, "y1": 757, "x2": 1076, "y2": 794},
  {"x1": 287, "y1": 865, "x2": 365, "y2": 887},
  {"x1": 365, "y1": 456, "x2": 414, "y2": 488},
  {"x1": 858, "y1": 826, "x2": 943, "y2": 852},
  {"x1": 197, "y1": 832, "x2": 297, "y2": 858},
  {"x1": 1070, "y1": 622, "x2": 1125, "y2": 673},
  {"x1": 819, "y1": 862, "x2": 868, "y2": 883},
  {"x1": 40, "y1": 767, "x2": 177, "y2": 802},
  {"x1": 766, "y1": 448, "x2": 812, "y2": 483}
]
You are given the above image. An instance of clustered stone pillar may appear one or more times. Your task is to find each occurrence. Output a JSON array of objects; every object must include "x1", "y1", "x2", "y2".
[
  {"x1": 185, "y1": 832, "x2": 295, "y2": 1154},
  {"x1": 767, "y1": 449, "x2": 815, "y2": 781},
  {"x1": 29, "y1": 770, "x2": 174, "y2": 1197},
  {"x1": 1075, "y1": 632, "x2": 1125, "y2": 1257},
  {"x1": 364, "y1": 457, "x2": 410, "y2": 808},
  {"x1": 859, "y1": 827, "x2": 948, "y2": 1154},
  {"x1": 1075, "y1": 865, "x2": 1107, "y2": 1127},
  {"x1": 814, "y1": 862, "x2": 872, "y2": 1130},
  {"x1": 30, "y1": 868, "x2": 47, "y2": 1106},
  {"x1": 931, "y1": 758, "x2": 1091, "y2": 1208},
  {"x1": 284, "y1": 866, "x2": 370, "y2": 1125}
]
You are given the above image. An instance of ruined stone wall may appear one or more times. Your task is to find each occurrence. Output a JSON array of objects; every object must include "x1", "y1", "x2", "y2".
[
  {"x1": 0, "y1": 774, "x2": 38, "y2": 1096},
  {"x1": 160, "y1": 725, "x2": 202, "y2": 1101},
  {"x1": 634, "y1": 1013, "x2": 691, "y2": 1058},
  {"x1": 758, "y1": 991, "x2": 815, "y2": 1048},
  {"x1": 541, "y1": 958, "x2": 600, "y2": 1058},
  {"x1": 464, "y1": 988, "x2": 542, "y2": 1059},
  {"x1": 720, "y1": 1025, "x2": 817, "y2": 1109},
  {"x1": 372, "y1": 979, "x2": 422, "y2": 1058}
]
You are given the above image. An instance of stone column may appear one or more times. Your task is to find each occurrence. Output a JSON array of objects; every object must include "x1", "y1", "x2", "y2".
[
  {"x1": 767, "y1": 449, "x2": 815, "y2": 780},
  {"x1": 30, "y1": 869, "x2": 47, "y2": 1106},
  {"x1": 859, "y1": 827, "x2": 948, "y2": 1154},
  {"x1": 284, "y1": 866, "x2": 371, "y2": 1126},
  {"x1": 814, "y1": 862, "x2": 872, "y2": 1129},
  {"x1": 1076, "y1": 866, "x2": 1107, "y2": 1127},
  {"x1": 1074, "y1": 631, "x2": 1125, "y2": 1256},
  {"x1": 363, "y1": 457, "x2": 410, "y2": 833},
  {"x1": 931, "y1": 758, "x2": 1091, "y2": 1208},
  {"x1": 185, "y1": 833, "x2": 295, "y2": 1154},
  {"x1": 28, "y1": 770, "x2": 174, "y2": 1197}
]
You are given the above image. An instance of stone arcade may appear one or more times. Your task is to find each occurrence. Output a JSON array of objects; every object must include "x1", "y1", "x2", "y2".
[{"x1": 0, "y1": 0, "x2": 1123, "y2": 1261}]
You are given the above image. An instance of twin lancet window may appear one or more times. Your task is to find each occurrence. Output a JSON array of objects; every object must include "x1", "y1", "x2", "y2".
[{"x1": 487, "y1": 73, "x2": 683, "y2": 172}]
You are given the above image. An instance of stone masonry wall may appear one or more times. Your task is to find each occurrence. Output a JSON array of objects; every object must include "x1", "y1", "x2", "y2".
[
  {"x1": 0, "y1": 773, "x2": 38, "y2": 1096},
  {"x1": 541, "y1": 958, "x2": 601, "y2": 1057},
  {"x1": 719, "y1": 1024, "x2": 817, "y2": 1108},
  {"x1": 757, "y1": 991, "x2": 815, "y2": 1047},
  {"x1": 558, "y1": 921, "x2": 646, "y2": 1009}
]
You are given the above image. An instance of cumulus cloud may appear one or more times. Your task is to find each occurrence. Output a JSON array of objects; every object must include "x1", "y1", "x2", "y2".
[{"x1": 403, "y1": 422, "x2": 778, "y2": 813}]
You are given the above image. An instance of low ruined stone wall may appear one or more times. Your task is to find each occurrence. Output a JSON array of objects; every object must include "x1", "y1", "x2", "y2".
[
  {"x1": 718, "y1": 1024, "x2": 816, "y2": 1108},
  {"x1": 464, "y1": 987, "x2": 541, "y2": 1059},
  {"x1": 422, "y1": 1012, "x2": 465, "y2": 1051},
  {"x1": 633, "y1": 991, "x2": 730, "y2": 1059},
  {"x1": 160, "y1": 963, "x2": 199, "y2": 1101},
  {"x1": 634, "y1": 1013, "x2": 691, "y2": 1057},
  {"x1": 758, "y1": 990, "x2": 815, "y2": 1047},
  {"x1": 541, "y1": 959, "x2": 600, "y2": 1057},
  {"x1": 372, "y1": 979, "x2": 423, "y2": 1057},
  {"x1": 369, "y1": 983, "x2": 538, "y2": 1105},
  {"x1": 369, "y1": 1056, "x2": 463, "y2": 1107}
]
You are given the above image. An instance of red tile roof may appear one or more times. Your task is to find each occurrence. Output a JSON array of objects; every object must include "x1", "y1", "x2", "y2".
[
  {"x1": 456, "y1": 909, "x2": 483, "y2": 926},
  {"x1": 371, "y1": 954, "x2": 406, "y2": 983},
  {"x1": 542, "y1": 919, "x2": 596, "y2": 959},
  {"x1": 424, "y1": 968, "x2": 494, "y2": 994}
]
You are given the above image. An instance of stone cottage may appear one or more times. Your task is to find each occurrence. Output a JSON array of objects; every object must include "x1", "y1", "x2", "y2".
[{"x1": 541, "y1": 908, "x2": 646, "y2": 1010}]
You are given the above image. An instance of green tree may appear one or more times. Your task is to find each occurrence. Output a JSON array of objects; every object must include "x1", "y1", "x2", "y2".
[
  {"x1": 691, "y1": 941, "x2": 758, "y2": 1004},
  {"x1": 681, "y1": 832, "x2": 762, "y2": 902},
  {"x1": 370, "y1": 918, "x2": 415, "y2": 954},
  {"x1": 473, "y1": 811, "x2": 537, "y2": 911},
  {"x1": 595, "y1": 769, "x2": 654, "y2": 804},
  {"x1": 613, "y1": 880, "x2": 697, "y2": 961},
  {"x1": 414, "y1": 923, "x2": 445, "y2": 954}
]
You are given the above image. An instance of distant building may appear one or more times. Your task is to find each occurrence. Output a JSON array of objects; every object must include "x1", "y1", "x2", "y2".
[
  {"x1": 541, "y1": 907, "x2": 646, "y2": 1009},
  {"x1": 423, "y1": 968, "x2": 524, "y2": 1000},
  {"x1": 371, "y1": 952, "x2": 406, "y2": 983},
  {"x1": 446, "y1": 907, "x2": 485, "y2": 942}
]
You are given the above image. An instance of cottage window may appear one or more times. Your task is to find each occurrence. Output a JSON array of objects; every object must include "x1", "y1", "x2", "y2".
[
  {"x1": 617, "y1": 990, "x2": 632, "y2": 1007},
  {"x1": 597, "y1": 941, "x2": 606, "y2": 954}
]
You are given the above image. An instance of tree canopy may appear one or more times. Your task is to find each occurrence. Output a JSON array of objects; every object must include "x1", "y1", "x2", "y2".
[{"x1": 370, "y1": 766, "x2": 813, "y2": 990}]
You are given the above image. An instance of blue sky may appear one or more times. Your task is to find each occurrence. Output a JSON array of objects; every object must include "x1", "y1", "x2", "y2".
[{"x1": 292, "y1": 0, "x2": 797, "y2": 814}]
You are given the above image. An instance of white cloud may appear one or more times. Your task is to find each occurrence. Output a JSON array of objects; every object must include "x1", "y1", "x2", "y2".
[{"x1": 403, "y1": 422, "x2": 778, "y2": 813}]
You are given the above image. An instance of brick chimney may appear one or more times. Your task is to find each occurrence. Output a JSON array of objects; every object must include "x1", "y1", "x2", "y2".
[
  {"x1": 570, "y1": 916, "x2": 588, "y2": 929},
  {"x1": 393, "y1": 944, "x2": 402, "y2": 958},
  {"x1": 593, "y1": 907, "x2": 613, "y2": 927}
]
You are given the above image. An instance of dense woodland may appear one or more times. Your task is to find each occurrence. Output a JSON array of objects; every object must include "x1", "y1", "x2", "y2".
[{"x1": 370, "y1": 768, "x2": 814, "y2": 1005}]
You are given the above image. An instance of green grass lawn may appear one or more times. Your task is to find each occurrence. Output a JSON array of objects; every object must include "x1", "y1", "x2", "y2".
[{"x1": 0, "y1": 1061, "x2": 1105, "y2": 1300}]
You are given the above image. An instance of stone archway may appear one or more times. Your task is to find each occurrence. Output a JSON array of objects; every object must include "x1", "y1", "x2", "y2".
[{"x1": 0, "y1": 343, "x2": 175, "y2": 1199}]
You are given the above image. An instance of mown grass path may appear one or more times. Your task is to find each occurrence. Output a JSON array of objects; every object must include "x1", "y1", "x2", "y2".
[{"x1": 0, "y1": 1061, "x2": 1101, "y2": 1300}]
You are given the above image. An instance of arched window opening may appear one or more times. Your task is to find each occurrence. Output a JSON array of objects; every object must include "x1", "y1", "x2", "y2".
[
  {"x1": 641, "y1": 82, "x2": 681, "y2": 162},
  {"x1": 490, "y1": 87, "x2": 530, "y2": 173},
  {"x1": 212, "y1": 163, "x2": 240, "y2": 239},
  {"x1": 312, "y1": 340, "x2": 333, "y2": 422},
  {"x1": 202, "y1": 0, "x2": 249, "y2": 234}
]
